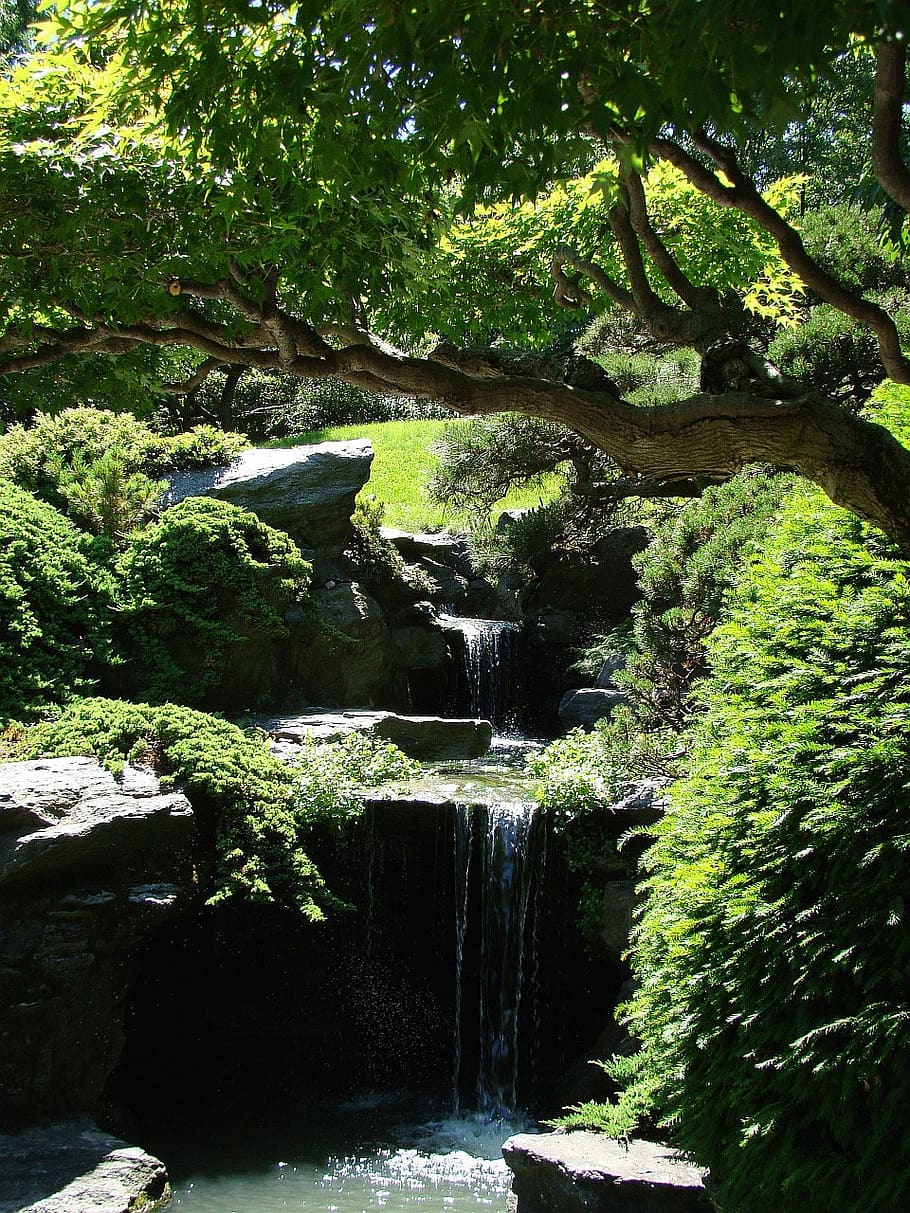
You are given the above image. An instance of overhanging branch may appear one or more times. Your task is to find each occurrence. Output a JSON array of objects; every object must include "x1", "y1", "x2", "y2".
[{"x1": 873, "y1": 40, "x2": 910, "y2": 214}]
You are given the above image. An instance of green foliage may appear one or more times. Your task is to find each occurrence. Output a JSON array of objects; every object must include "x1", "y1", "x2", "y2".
[
  {"x1": 866, "y1": 379, "x2": 910, "y2": 450},
  {"x1": 769, "y1": 293, "x2": 910, "y2": 406},
  {"x1": 585, "y1": 346, "x2": 701, "y2": 408},
  {"x1": 620, "y1": 472, "x2": 790, "y2": 730},
  {"x1": 52, "y1": 447, "x2": 165, "y2": 539},
  {"x1": 9, "y1": 697, "x2": 420, "y2": 918},
  {"x1": 532, "y1": 713, "x2": 677, "y2": 826},
  {"x1": 552, "y1": 1053, "x2": 660, "y2": 1138},
  {"x1": 429, "y1": 415, "x2": 572, "y2": 518},
  {"x1": 622, "y1": 485, "x2": 910, "y2": 1211},
  {"x1": 0, "y1": 479, "x2": 113, "y2": 721},
  {"x1": 115, "y1": 497, "x2": 310, "y2": 706},
  {"x1": 10, "y1": 697, "x2": 323, "y2": 918},
  {"x1": 0, "y1": 407, "x2": 246, "y2": 525},
  {"x1": 292, "y1": 732, "x2": 421, "y2": 825}
]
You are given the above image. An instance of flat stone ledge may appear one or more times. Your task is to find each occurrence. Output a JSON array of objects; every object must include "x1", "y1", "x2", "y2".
[
  {"x1": 502, "y1": 1132, "x2": 711, "y2": 1213},
  {"x1": 0, "y1": 1121, "x2": 169, "y2": 1213},
  {"x1": 260, "y1": 710, "x2": 493, "y2": 761}
]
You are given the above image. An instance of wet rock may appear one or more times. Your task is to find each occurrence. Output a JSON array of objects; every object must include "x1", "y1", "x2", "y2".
[
  {"x1": 261, "y1": 710, "x2": 492, "y2": 761},
  {"x1": 0, "y1": 1120, "x2": 168, "y2": 1213},
  {"x1": 286, "y1": 581, "x2": 396, "y2": 706},
  {"x1": 165, "y1": 439, "x2": 374, "y2": 548},
  {"x1": 596, "y1": 653, "x2": 627, "y2": 689},
  {"x1": 380, "y1": 528, "x2": 471, "y2": 570},
  {"x1": 599, "y1": 879, "x2": 638, "y2": 957},
  {"x1": 558, "y1": 688, "x2": 627, "y2": 730},
  {"x1": 502, "y1": 1132, "x2": 711, "y2": 1212}
]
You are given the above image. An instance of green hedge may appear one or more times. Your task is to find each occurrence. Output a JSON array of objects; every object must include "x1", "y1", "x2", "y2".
[
  {"x1": 622, "y1": 485, "x2": 910, "y2": 1212},
  {"x1": 115, "y1": 497, "x2": 311, "y2": 706}
]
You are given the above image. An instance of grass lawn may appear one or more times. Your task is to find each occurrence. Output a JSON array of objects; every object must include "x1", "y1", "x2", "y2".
[{"x1": 269, "y1": 418, "x2": 562, "y2": 532}]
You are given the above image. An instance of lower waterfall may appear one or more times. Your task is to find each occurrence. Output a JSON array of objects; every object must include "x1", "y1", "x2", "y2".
[{"x1": 452, "y1": 798, "x2": 546, "y2": 1119}]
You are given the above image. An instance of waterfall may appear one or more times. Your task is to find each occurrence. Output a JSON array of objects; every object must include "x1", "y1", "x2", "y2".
[
  {"x1": 443, "y1": 616, "x2": 521, "y2": 731},
  {"x1": 452, "y1": 799, "x2": 544, "y2": 1119}
]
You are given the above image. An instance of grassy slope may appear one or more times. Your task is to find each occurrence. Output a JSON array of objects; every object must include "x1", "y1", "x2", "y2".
[{"x1": 270, "y1": 418, "x2": 561, "y2": 532}]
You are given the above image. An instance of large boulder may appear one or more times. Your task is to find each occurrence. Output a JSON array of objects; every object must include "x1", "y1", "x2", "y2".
[
  {"x1": 502, "y1": 1132, "x2": 711, "y2": 1213},
  {"x1": 286, "y1": 580, "x2": 397, "y2": 706},
  {"x1": 0, "y1": 1121, "x2": 169, "y2": 1213},
  {"x1": 0, "y1": 758, "x2": 194, "y2": 1124},
  {"x1": 262, "y1": 710, "x2": 492, "y2": 761},
  {"x1": 558, "y1": 688, "x2": 628, "y2": 730},
  {"x1": 165, "y1": 439, "x2": 374, "y2": 549},
  {"x1": 0, "y1": 758, "x2": 193, "y2": 888}
]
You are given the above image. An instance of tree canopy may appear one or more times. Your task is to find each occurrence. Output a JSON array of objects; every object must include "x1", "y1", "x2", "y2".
[{"x1": 1, "y1": 2, "x2": 910, "y2": 543}]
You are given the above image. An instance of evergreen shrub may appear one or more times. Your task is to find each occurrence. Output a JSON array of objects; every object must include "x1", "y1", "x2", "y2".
[
  {"x1": 0, "y1": 407, "x2": 246, "y2": 520},
  {"x1": 115, "y1": 497, "x2": 311, "y2": 706},
  {"x1": 621, "y1": 485, "x2": 910, "y2": 1212},
  {"x1": 0, "y1": 480, "x2": 113, "y2": 721}
]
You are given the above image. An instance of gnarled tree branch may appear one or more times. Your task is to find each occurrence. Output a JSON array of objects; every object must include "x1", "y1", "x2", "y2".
[
  {"x1": 873, "y1": 39, "x2": 910, "y2": 214},
  {"x1": 652, "y1": 132, "x2": 910, "y2": 385}
]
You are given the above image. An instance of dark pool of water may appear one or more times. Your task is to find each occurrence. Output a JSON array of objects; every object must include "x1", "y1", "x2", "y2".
[{"x1": 143, "y1": 1093, "x2": 533, "y2": 1212}]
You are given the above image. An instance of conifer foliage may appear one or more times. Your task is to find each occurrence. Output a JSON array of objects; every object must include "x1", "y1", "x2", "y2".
[{"x1": 623, "y1": 486, "x2": 910, "y2": 1211}]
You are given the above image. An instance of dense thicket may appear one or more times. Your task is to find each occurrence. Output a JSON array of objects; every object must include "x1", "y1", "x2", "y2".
[
  {"x1": 610, "y1": 486, "x2": 910, "y2": 1211},
  {"x1": 115, "y1": 497, "x2": 310, "y2": 707},
  {"x1": 0, "y1": 480, "x2": 112, "y2": 720}
]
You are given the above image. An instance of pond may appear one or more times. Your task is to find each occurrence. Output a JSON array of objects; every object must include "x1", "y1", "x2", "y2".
[{"x1": 151, "y1": 1095, "x2": 529, "y2": 1212}]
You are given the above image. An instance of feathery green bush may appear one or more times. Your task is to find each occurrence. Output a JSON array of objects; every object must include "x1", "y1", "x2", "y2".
[
  {"x1": 0, "y1": 480, "x2": 114, "y2": 722},
  {"x1": 115, "y1": 497, "x2": 311, "y2": 706},
  {"x1": 621, "y1": 485, "x2": 910, "y2": 1212}
]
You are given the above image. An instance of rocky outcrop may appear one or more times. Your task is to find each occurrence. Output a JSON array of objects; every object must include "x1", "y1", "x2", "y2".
[
  {"x1": 165, "y1": 439, "x2": 374, "y2": 549},
  {"x1": 502, "y1": 1132, "x2": 711, "y2": 1212},
  {"x1": 0, "y1": 1121, "x2": 169, "y2": 1213},
  {"x1": 0, "y1": 758, "x2": 194, "y2": 1124},
  {"x1": 558, "y1": 688, "x2": 628, "y2": 730},
  {"x1": 262, "y1": 710, "x2": 493, "y2": 761}
]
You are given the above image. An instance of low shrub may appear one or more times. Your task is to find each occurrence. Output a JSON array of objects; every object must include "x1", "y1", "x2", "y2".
[
  {"x1": 0, "y1": 480, "x2": 114, "y2": 722},
  {"x1": 10, "y1": 698, "x2": 420, "y2": 919},
  {"x1": 115, "y1": 497, "x2": 311, "y2": 706}
]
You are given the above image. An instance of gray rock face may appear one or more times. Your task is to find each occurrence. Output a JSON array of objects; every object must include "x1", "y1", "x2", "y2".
[
  {"x1": 502, "y1": 1132, "x2": 711, "y2": 1212},
  {"x1": 0, "y1": 759, "x2": 193, "y2": 1123},
  {"x1": 0, "y1": 1121, "x2": 168, "y2": 1213},
  {"x1": 165, "y1": 439, "x2": 374, "y2": 548},
  {"x1": 262, "y1": 710, "x2": 493, "y2": 761},
  {"x1": 558, "y1": 688, "x2": 628, "y2": 730},
  {"x1": 596, "y1": 653, "x2": 628, "y2": 689},
  {"x1": 286, "y1": 580, "x2": 395, "y2": 706},
  {"x1": 0, "y1": 757, "x2": 194, "y2": 888}
]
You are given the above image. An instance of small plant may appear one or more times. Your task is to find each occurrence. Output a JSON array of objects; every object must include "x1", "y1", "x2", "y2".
[{"x1": 52, "y1": 447, "x2": 166, "y2": 540}]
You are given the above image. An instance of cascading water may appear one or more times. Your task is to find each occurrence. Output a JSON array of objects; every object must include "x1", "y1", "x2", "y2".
[
  {"x1": 443, "y1": 616, "x2": 522, "y2": 731},
  {"x1": 452, "y1": 798, "x2": 545, "y2": 1120}
]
